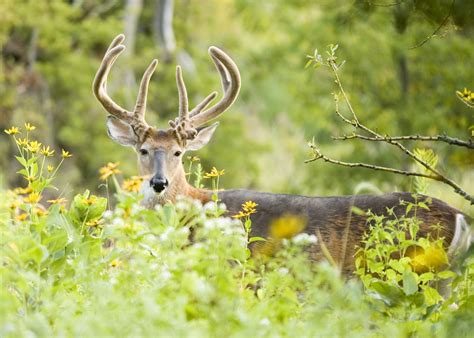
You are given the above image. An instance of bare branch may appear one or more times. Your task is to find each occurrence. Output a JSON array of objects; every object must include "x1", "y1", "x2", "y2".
[
  {"x1": 306, "y1": 144, "x2": 439, "y2": 180},
  {"x1": 409, "y1": 0, "x2": 455, "y2": 50},
  {"x1": 312, "y1": 58, "x2": 473, "y2": 205},
  {"x1": 364, "y1": 1, "x2": 405, "y2": 7},
  {"x1": 333, "y1": 134, "x2": 474, "y2": 149}
]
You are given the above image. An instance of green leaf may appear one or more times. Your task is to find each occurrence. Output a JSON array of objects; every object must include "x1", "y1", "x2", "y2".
[
  {"x1": 403, "y1": 270, "x2": 418, "y2": 296},
  {"x1": 418, "y1": 272, "x2": 435, "y2": 283},
  {"x1": 15, "y1": 156, "x2": 27, "y2": 167},
  {"x1": 418, "y1": 202, "x2": 430, "y2": 210},
  {"x1": 249, "y1": 236, "x2": 266, "y2": 244},
  {"x1": 351, "y1": 206, "x2": 366, "y2": 216},
  {"x1": 389, "y1": 259, "x2": 405, "y2": 273},
  {"x1": 369, "y1": 281, "x2": 404, "y2": 306},
  {"x1": 423, "y1": 286, "x2": 443, "y2": 307},
  {"x1": 437, "y1": 270, "x2": 457, "y2": 280}
]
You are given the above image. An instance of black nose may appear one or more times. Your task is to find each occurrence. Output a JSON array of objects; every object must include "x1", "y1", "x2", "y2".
[{"x1": 150, "y1": 176, "x2": 168, "y2": 193}]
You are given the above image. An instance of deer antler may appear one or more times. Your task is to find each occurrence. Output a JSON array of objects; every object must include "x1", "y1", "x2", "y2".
[
  {"x1": 169, "y1": 46, "x2": 241, "y2": 143},
  {"x1": 93, "y1": 34, "x2": 158, "y2": 140}
]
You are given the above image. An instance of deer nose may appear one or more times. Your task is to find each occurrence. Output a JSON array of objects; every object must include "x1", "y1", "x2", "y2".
[{"x1": 150, "y1": 176, "x2": 168, "y2": 193}]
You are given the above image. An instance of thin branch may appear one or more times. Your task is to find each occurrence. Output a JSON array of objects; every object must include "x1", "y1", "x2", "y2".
[
  {"x1": 333, "y1": 134, "x2": 474, "y2": 149},
  {"x1": 322, "y1": 60, "x2": 473, "y2": 205},
  {"x1": 305, "y1": 145, "x2": 439, "y2": 180},
  {"x1": 364, "y1": 1, "x2": 404, "y2": 7},
  {"x1": 409, "y1": 0, "x2": 455, "y2": 50}
]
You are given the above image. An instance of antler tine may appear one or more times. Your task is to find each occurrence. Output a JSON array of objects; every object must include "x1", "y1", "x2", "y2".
[
  {"x1": 189, "y1": 46, "x2": 241, "y2": 127},
  {"x1": 176, "y1": 66, "x2": 189, "y2": 120},
  {"x1": 134, "y1": 59, "x2": 158, "y2": 118},
  {"x1": 189, "y1": 91, "x2": 218, "y2": 117},
  {"x1": 93, "y1": 43, "x2": 131, "y2": 120}
]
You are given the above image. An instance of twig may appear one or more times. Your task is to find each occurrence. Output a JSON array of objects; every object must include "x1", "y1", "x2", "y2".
[
  {"x1": 305, "y1": 144, "x2": 439, "y2": 180},
  {"x1": 364, "y1": 1, "x2": 404, "y2": 7},
  {"x1": 318, "y1": 60, "x2": 473, "y2": 205},
  {"x1": 333, "y1": 134, "x2": 474, "y2": 149},
  {"x1": 409, "y1": 0, "x2": 455, "y2": 50}
]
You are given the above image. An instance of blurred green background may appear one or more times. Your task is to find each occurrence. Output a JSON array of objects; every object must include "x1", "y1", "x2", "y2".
[{"x1": 1, "y1": 0, "x2": 472, "y2": 210}]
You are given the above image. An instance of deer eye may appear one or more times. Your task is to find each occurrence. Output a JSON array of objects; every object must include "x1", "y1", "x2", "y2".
[
  {"x1": 139, "y1": 149, "x2": 149, "y2": 156},
  {"x1": 174, "y1": 151, "x2": 182, "y2": 157}
]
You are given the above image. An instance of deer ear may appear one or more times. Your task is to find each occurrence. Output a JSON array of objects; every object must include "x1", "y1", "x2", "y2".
[
  {"x1": 186, "y1": 122, "x2": 219, "y2": 151},
  {"x1": 106, "y1": 116, "x2": 138, "y2": 147}
]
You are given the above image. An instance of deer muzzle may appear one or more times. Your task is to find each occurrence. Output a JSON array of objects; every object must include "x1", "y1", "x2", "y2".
[{"x1": 149, "y1": 150, "x2": 168, "y2": 193}]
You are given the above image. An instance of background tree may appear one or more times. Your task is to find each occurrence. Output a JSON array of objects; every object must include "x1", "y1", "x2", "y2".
[{"x1": 0, "y1": 0, "x2": 472, "y2": 210}]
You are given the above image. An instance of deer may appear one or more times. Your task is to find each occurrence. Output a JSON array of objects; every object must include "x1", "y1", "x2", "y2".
[{"x1": 93, "y1": 34, "x2": 472, "y2": 274}]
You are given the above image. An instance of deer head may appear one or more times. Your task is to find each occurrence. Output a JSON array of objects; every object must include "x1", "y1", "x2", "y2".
[{"x1": 93, "y1": 34, "x2": 240, "y2": 203}]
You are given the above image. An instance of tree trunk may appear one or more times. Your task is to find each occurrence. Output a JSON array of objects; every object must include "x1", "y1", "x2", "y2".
[
  {"x1": 123, "y1": 0, "x2": 143, "y2": 107},
  {"x1": 153, "y1": 0, "x2": 176, "y2": 62}
]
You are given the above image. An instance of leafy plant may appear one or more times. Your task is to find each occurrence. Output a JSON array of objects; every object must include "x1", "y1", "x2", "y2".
[{"x1": 355, "y1": 199, "x2": 458, "y2": 321}]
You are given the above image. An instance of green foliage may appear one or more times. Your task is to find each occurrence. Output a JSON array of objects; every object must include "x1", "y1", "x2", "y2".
[
  {"x1": 355, "y1": 199, "x2": 458, "y2": 321},
  {"x1": 413, "y1": 148, "x2": 439, "y2": 194},
  {"x1": 1, "y1": 1, "x2": 472, "y2": 201},
  {"x1": 1, "y1": 122, "x2": 473, "y2": 337}
]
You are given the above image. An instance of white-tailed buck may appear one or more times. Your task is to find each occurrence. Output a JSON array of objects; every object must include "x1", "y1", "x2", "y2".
[{"x1": 93, "y1": 34, "x2": 472, "y2": 273}]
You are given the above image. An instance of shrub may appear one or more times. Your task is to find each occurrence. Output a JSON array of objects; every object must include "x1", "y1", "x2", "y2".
[{"x1": 1, "y1": 124, "x2": 472, "y2": 337}]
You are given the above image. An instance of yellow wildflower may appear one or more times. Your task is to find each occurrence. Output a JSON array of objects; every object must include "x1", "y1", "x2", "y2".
[
  {"x1": 232, "y1": 200, "x2": 258, "y2": 219},
  {"x1": 40, "y1": 146, "x2": 55, "y2": 157},
  {"x1": 406, "y1": 243, "x2": 448, "y2": 273},
  {"x1": 25, "y1": 175, "x2": 37, "y2": 182},
  {"x1": 99, "y1": 162, "x2": 121, "y2": 181},
  {"x1": 4, "y1": 126, "x2": 20, "y2": 135},
  {"x1": 84, "y1": 196, "x2": 98, "y2": 206},
  {"x1": 232, "y1": 211, "x2": 247, "y2": 219},
  {"x1": 47, "y1": 197, "x2": 67, "y2": 206},
  {"x1": 24, "y1": 122, "x2": 36, "y2": 131},
  {"x1": 61, "y1": 149, "x2": 72, "y2": 158},
  {"x1": 243, "y1": 201, "x2": 258, "y2": 214},
  {"x1": 187, "y1": 156, "x2": 200, "y2": 162},
  {"x1": 27, "y1": 140, "x2": 42, "y2": 153},
  {"x1": 110, "y1": 259, "x2": 121, "y2": 268},
  {"x1": 16, "y1": 138, "x2": 29, "y2": 147},
  {"x1": 9, "y1": 200, "x2": 21, "y2": 210},
  {"x1": 86, "y1": 218, "x2": 103, "y2": 227},
  {"x1": 47, "y1": 165, "x2": 54, "y2": 173},
  {"x1": 204, "y1": 166, "x2": 225, "y2": 178},
  {"x1": 34, "y1": 208, "x2": 48, "y2": 217},
  {"x1": 269, "y1": 214, "x2": 307, "y2": 240},
  {"x1": 13, "y1": 186, "x2": 33, "y2": 195},
  {"x1": 456, "y1": 88, "x2": 474, "y2": 106},
  {"x1": 122, "y1": 176, "x2": 144, "y2": 192},
  {"x1": 24, "y1": 192, "x2": 42, "y2": 204},
  {"x1": 15, "y1": 213, "x2": 28, "y2": 222}
]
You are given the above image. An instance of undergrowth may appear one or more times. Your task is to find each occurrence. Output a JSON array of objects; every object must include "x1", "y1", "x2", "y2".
[{"x1": 1, "y1": 124, "x2": 473, "y2": 337}]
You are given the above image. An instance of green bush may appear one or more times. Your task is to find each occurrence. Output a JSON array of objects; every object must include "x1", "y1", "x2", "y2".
[{"x1": 0, "y1": 124, "x2": 472, "y2": 337}]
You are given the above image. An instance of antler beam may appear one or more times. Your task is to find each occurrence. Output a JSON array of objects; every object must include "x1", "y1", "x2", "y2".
[
  {"x1": 93, "y1": 34, "x2": 158, "y2": 137},
  {"x1": 170, "y1": 46, "x2": 241, "y2": 141}
]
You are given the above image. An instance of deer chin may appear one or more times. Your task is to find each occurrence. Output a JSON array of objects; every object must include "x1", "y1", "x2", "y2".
[{"x1": 140, "y1": 181, "x2": 171, "y2": 208}]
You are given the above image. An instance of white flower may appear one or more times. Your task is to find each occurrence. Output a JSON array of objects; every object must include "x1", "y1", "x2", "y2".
[
  {"x1": 161, "y1": 269, "x2": 172, "y2": 280},
  {"x1": 292, "y1": 233, "x2": 318, "y2": 245},
  {"x1": 112, "y1": 218, "x2": 124, "y2": 226},
  {"x1": 278, "y1": 267, "x2": 289, "y2": 275},
  {"x1": 192, "y1": 199, "x2": 203, "y2": 209},
  {"x1": 175, "y1": 200, "x2": 188, "y2": 211},
  {"x1": 260, "y1": 318, "x2": 270, "y2": 326},
  {"x1": 192, "y1": 243, "x2": 204, "y2": 249},
  {"x1": 203, "y1": 201, "x2": 217, "y2": 212},
  {"x1": 102, "y1": 210, "x2": 113, "y2": 219},
  {"x1": 204, "y1": 217, "x2": 233, "y2": 230},
  {"x1": 160, "y1": 226, "x2": 174, "y2": 241},
  {"x1": 131, "y1": 203, "x2": 142, "y2": 214}
]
